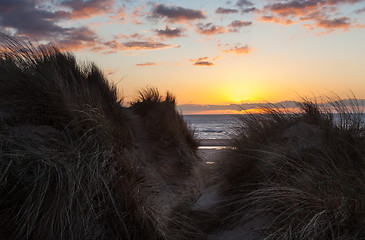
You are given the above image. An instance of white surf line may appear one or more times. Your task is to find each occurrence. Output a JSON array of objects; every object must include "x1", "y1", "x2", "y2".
[{"x1": 198, "y1": 146, "x2": 237, "y2": 150}]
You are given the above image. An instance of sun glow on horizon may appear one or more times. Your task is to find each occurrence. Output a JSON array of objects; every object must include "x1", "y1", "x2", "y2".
[{"x1": 2, "y1": 0, "x2": 364, "y2": 113}]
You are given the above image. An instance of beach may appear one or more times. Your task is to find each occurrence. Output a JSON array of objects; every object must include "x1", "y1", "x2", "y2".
[{"x1": 197, "y1": 139, "x2": 233, "y2": 164}]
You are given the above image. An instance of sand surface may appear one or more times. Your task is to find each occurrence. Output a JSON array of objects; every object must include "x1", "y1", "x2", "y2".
[
  {"x1": 197, "y1": 139, "x2": 234, "y2": 164},
  {"x1": 198, "y1": 139, "x2": 232, "y2": 146}
]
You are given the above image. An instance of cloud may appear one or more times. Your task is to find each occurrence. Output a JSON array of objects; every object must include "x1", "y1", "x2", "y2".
[
  {"x1": 178, "y1": 101, "x2": 298, "y2": 114},
  {"x1": 0, "y1": 0, "x2": 67, "y2": 38},
  {"x1": 260, "y1": 0, "x2": 363, "y2": 32},
  {"x1": 109, "y1": 7, "x2": 127, "y2": 22},
  {"x1": 104, "y1": 68, "x2": 115, "y2": 76},
  {"x1": 228, "y1": 20, "x2": 252, "y2": 31},
  {"x1": 123, "y1": 41, "x2": 177, "y2": 50},
  {"x1": 241, "y1": 7, "x2": 257, "y2": 13},
  {"x1": 130, "y1": 6, "x2": 145, "y2": 25},
  {"x1": 265, "y1": 0, "x2": 363, "y2": 18},
  {"x1": 191, "y1": 57, "x2": 213, "y2": 66},
  {"x1": 259, "y1": 15, "x2": 296, "y2": 25},
  {"x1": 265, "y1": 1, "x2": 321, "y2": 17},
  {"x1": 194, "y1": 61, "x2": 214, "y2": 66},
  {"x1": 53, "y1": 27, "x2": 100, "y2": 51},
  {"x1": 154, "y1": 26, "x2": 184, "y2": 39},
  {"x1": 136, "y1": 62, "x2": 156, "y2": 67},
  {"x1": 215, "y1": 7, "x2": 239, "y2": 14},
  {"x1": 196, "y1": 23, "x2": 227, "y2": 35},
  {"x1": 316, "y1": 17, "x2": 351, "y2": 30},
  {"x1": 113, "y1": 33, "x2": 146, "y2": 40},
  {"x1": 59, "y1": 0, "x2": 115, "y2": 19},
  {"x1": 222, "y1": 44, "x2": 252, "y2": 55},
  {"x1": 234, "y1": 0, "x2": 257, "y2": 14},
  {"x1": 0, "y1": 0, "x2": 104, "y2": 51},
  {"x1": 191, "y1": 56, "x2": 219, "y2": 66},
  {"x1": 229, "y1": 20, "x2": 252, "y2": 28},
  {"x1": 104, "y1": 40, "x2": 179, "y2": 52},
  {"x1": 178, "y1": 99, "x2": 365, "y2": 114},
  {"x1": 236, "y1": 0, "x2": 254, "y2": 8},
  {"x1": 150, "y1": 4, "x2": 206, "y2": 23},
  {"x1": 355, "y1": 6, "x2": 365, "y2": 13}
]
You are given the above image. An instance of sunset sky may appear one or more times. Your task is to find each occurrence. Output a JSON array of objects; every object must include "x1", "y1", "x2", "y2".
[{"x1": 1, "y1": 0, "x2": 365, "y2": 113}]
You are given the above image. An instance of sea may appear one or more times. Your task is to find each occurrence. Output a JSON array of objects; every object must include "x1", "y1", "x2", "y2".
[
  {"x1": 183, "y1": 114, "x2": 241, "y2": 139},
  {"x1": 183, "y1": 113, "x2": 365, "y2": 140}
]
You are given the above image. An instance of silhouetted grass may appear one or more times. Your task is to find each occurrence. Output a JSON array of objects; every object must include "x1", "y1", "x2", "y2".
[
  {"x1": 2, "y1": 33, "x2": 365, "y2": 240},
  {"x1": 0, "y1": 34, "x2": 201, "y2": 240},
  {"x1": 216, "y1": 99, "x2": 365, "y2": 239}
]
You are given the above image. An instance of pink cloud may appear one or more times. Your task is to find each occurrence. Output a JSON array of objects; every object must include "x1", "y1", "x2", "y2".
[
  {"x1": 259, "y1": 0, "x2": 363, "y2": 33},
  {"x1": 60, "y1": 0, "x2": 115, "y2": 19}
]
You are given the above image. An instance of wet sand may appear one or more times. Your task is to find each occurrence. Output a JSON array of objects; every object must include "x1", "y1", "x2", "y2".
[
  {"x1": 198, "y1": 139, "x2": 232, "y2": 147},
  {"x1": 197, "y1": 139, "x2": 234, "y2": 164}
]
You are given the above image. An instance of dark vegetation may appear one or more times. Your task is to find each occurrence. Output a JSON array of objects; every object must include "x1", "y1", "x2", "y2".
[
  {"x1": 198, "y1": 101, "x2": 365, "y2": 239},
  {"x1": 1, "y1": 34, "x2": 364, "y2": 239},
  {"x1": 0, "y1": 34, "x2": 200, "y2": 239}
]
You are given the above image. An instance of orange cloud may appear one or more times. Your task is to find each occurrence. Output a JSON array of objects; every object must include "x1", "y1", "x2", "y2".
[
  {"x1": 196, "y1": 23, "x2": 227, "y2": 35},
  {"x1": 316, "y1": 17, "x2": 351, "y2": 30},
  {"x1": 136, "y1": 62, "x2": 157, "y2": 67},
  {"x1": 60, "y1": 0, "x2": 115, "y2": 19},
  {"x1": 109, "y1": 7, "x2": 127, "y2": 23},
  {"x1": 191, "y1": 57, "x2": 214, "y2": 66},
  {"x1": 259, "y1": 0, "x2": 363, "y2": 33},
  {"x1": 259, "y1": 15, "x2": 296, "y2": 25},
  {"x1": 222, "y1": 44, "x2": 252, "y2": 55}
]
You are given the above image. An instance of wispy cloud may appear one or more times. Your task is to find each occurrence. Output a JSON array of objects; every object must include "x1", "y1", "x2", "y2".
[
  {"x1": 222, "y1": 44, "x2": 252, "y2": 55},
  {"x1": 196, "y1": 23, "x2": 226, "y2": 35},
  {"x1": 104, "y1": 40, "x2": 179, "y2": 52},
  {"x1": 236, "y1": 0, "x2": 254, "y2": 8},
  {"x1": 191, "y1": 56, "x2": 217, "y2": 66},
  {"x1": 178, "y1": 99, "x2": 365, "y2": 114},
  {"x1": 150, "y1": 4, "x2": 206, "y2": 23},
  {"x1": 259, "y1": 15, "x2": 296, "y2": 25},
  {"x1": 196, "y1": 20, "x2": 252, "y2": 35},
  {"x1": 136, "y1": 62, "x2": 157, "y2": 67},
  {"x1": 355, "y1": 6, "x2": 365, "y2": 13},
  {"x1": 178, "y1": 101, "x2": 298, "y2": 114},
  {"x1": 108, "y1": 7, "x2": 127, "y2": 23},
  {"x1": 215, "y1": 7, "x2": 239, "y2": 14}
]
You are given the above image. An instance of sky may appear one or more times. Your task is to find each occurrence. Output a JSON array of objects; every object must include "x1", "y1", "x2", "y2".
[{"x1": 0, "y1": 0, "x2": 365, "y2": 114}]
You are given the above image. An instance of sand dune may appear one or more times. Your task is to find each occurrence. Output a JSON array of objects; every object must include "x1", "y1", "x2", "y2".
[{"x1": 1, "y1": 35, "x2": 364, "y2": 240}]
